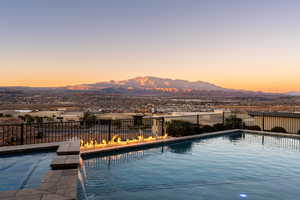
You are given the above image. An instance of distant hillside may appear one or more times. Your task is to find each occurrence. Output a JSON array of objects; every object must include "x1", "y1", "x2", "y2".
[
  {"x1": 286, "y1": 92, "x2": 300, "y2": 96},
  {"x1": 66, "y1": 76, "x2": 227, "y2": 92},
  {"x1": 0, "y1": 76, "x2": 284, "y2": 98}
]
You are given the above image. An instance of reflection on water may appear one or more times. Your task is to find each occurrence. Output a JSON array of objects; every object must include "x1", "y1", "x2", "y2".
[
  {"x1": 222, "y1": 132, "x2": 300, "y2": 151},
  {"x1": 84, "y1": 142, "x2": 194, "y2": 170},
  {"x1": 79, "y1": 132, "x2": 300, "y2": 200},
  {"x1": 168, "y1": 141, "x2": 193, "y2": 154},
  {"x1": 78, "y1": 170, "x2": 88, "y2": 200},
  {"x1": 84, "y1": 148, "x2": 164, "y2": 169},
  {"x1": 224, "y1": 132, "x2": 243, "y2": 142},
  {"x1": 243, "y1": 133, "x2": 300, "y2": 151},
  {"x1": 83, "y1": 132, "x2": 300, "y2": 171}
]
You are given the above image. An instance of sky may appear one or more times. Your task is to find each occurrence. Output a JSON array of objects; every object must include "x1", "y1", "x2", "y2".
[{"x1": 0, "y1": 0, "x2": 299, "y2": 92}]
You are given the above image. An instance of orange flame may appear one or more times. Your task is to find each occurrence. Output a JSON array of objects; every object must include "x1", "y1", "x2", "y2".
[{"x1": 80, "y1": 134, "x2": 168, "y2": 150}]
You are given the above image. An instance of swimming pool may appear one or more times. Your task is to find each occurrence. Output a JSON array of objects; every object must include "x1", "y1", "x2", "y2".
[
  {"x1": 0, "y1": 151, "x2": 55, "y2": 191},
  {"x1": 79, "y1": 132, "x2": 300, "y2": 200}
]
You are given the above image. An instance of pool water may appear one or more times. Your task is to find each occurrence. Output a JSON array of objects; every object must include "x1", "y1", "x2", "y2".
[
  {"x1": 0, "y1": 151, "x2": 55, "y2": 191},
  {"x1": 79, "y1": 132, "x2": 300, "y2": 200}
]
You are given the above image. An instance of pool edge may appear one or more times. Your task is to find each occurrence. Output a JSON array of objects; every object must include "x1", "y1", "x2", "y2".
[
  {"x1": 0, "y1": 139, "x2": 80, "y2": 200},
  {"x1": 80, "y1": 129, "x2": 242, "y2": 157}
]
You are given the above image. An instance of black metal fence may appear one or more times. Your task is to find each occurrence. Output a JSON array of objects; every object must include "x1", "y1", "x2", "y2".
[
  {"x1": 1, "y1": 112, "x2": 299, "y2": 147},
  {"x1": 161, "y1": 112, "x2": 300, "y2": 135},
  {"x1": 246, "y1": 112, "x2": 300, "y2": 134},
  {"x1": 0, "y1": 118, "x2": 164, "y2": 147},
  {"x1": 0, "y1": 113, "x2": 225, "y2": 147}
]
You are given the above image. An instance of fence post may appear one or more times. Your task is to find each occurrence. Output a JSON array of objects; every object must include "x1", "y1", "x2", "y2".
[
  {"x1": 108, "y1": 120, "x2": 112, "y2": 141},
  {"x1": 161, "y1": 117, "x2": 165, "y2": 136},
  {"x1": 21, "y1": 123, "x2": 24, "y2": 145},
  {"x1": 197, "y1": 115, "x2": 200, "y2": 125},
  {"x1": 222, "y1": 112, "x2": 225, "y2": 125},
  {"x1": 262, "y1": 114, "x2": 265, "y2": 131}
]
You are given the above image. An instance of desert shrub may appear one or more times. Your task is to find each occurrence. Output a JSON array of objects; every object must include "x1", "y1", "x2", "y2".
[
  {"x1": 34, "y1": 116, "x2": 44, "y2": 123},
  {"x1": 246, "y1": 125, "x2": 262, "y2": 131},
  {"x1": 200, "y1": 125, "x2": 215, "y2": 133},
  {"x1": 192, "y1": 125, "x2": 203, "y2": 134},
  {"x1": 166, "y1": 120, "x2": 198, "y2": 137},
  {"x1": 22, "y1": 114, "x2": 35, "y2": 124},
  {"x1": 81, "y1": 112, "x2": 97, "y2": 122},
  {"x1": 213, "y1": 123, "x2": 227, "y2": 131},
  {"x1": 80, "y1": 112, "x2": 98, "y2": 127},
  {"x1": 37, "y1": 131, "x2": 44, "y2": 139},
  {"x1": 166, "y1": 121, "x2": 231, "y2": 137},
  {"x1": 224, "y1": 115, "x2": 245, "y2": 129},
  {"x1": 270, "y1": 127, "x2": 287, "y2": 133}
]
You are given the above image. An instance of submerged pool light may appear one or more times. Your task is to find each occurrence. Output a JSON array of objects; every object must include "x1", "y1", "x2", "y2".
[{"x1": 240, "y1": 194, "x2": 248, "y2": 198}]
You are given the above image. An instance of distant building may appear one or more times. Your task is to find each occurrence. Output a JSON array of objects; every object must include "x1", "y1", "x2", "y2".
[
  {"x1": 57, "y1": 108, "x2": 67, "y2": 111},
  {"x1": 249, "y1": 112, "x2": 300, "y2": 134},
  {"x1": 0, "y1": 117, "x2": 23, "y2": 124},
  {"x1": 59, "y1": 112, "x2": 84, "y2": 121},
  {"x1": 95, "y1": 113, "x2": 145, "y2": 120},
  {"x1": 28, "y1": 111, "x2": 64, "y2": 118},
  {"x1": 15, "y1": 110, "x2": 32, "y2": 113}
]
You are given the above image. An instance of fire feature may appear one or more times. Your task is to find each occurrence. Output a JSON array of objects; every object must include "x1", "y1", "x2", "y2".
[{"x1": 80, "y1": 134, "x2": 168, "y2": 150}]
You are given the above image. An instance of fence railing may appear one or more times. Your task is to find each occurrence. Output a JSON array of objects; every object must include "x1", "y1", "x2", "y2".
[
  {"x1": 1, "y1": 112, "x2": 299, "y2": 147},
  {"x1": 0, "y1": 118, "x2": 164, "y2": 147},
  {"x1": 0, "y1": 113, "x2": 225, "y2": 147},
  {"x1": 162, "y1": 112, "x2": 300, "y2": 135}
]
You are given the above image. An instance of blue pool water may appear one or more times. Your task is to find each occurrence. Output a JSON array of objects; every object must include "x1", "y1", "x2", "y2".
[
  {"x1": 79, "y1": 132, "x2": 300, "y2": 200},
  {"x1": 0, "y1": 151, "x2": 55, "y2": 191}
]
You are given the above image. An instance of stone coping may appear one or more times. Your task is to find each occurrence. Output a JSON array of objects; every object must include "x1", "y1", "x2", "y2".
[
  {"x1": 0, "y1": 140, "x2": 80, "y2": 200},
  {"x1": 0, "y1": 142, "x2": 61, "y2": 155},
  {"x1": 1, "y1": 129, "x2": 300, "y2": 200},
  {"x1": 0, "y1": 138, "x2": 80, "y2": 156},
  {"x1": 81, "y1": 129, "x2": 241, "y2": 157},
  {"x1": 244, "y1": 129, "x2": 300, "y2": 139},
  {"x1": 0, "y1": 169, "x2": 78, "y2": 200},
  {"x1": 81, "y1": 129, "x2": 300, "y2": 158},
  {"x1": 57, "y1": 139, "x2": 80, "y2": 155},
  {"x1": 51, "y1": 155, "x2": 80, "y2": 170}
]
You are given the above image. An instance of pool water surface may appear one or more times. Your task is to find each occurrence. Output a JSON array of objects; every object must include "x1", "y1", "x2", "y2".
[
  {"x1": 79, "y1": 132, "x2": 300, "y2": 200},
  {"x1": 0, "y1": 151, "x2": 55, "y2": 191}
]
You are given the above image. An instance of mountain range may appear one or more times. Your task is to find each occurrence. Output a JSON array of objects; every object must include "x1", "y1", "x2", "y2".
[
  {"x1": 0, "y1": 76, "x2": 297, "y2": 97},
  {"x1": 64, "y1": 76, "x2": 279, "y2": 97},
  {"x1": 66, "y1": 76, "x2": 226, "y2": 92},
  {"x1": 286, "y1": 92, "x2": 300, "y2": 96}
]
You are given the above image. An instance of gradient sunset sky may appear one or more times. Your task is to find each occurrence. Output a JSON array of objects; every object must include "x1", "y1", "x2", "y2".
[{"x1": 1, "y1": 0, "x2": 299, "y2": 92}]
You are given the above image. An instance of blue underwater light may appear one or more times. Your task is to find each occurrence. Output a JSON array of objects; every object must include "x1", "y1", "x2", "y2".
[{"x1": 240, "y1": 194, "x2": 248, "y2": 198}]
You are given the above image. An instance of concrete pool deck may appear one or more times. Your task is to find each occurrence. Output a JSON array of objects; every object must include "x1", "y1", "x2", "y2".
[
  {"x1": 1, "y1": 129, "x2": 300, "y2": 199},
  {"x1": 244, "y1": 129, "x2": 300, "y2": 139},
  {"x1": 0, "y1": 142, "x2": 61, "y2": 155},
  {"x1": 0, "y1": 139, "x2": 80, "y2": 200}
]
